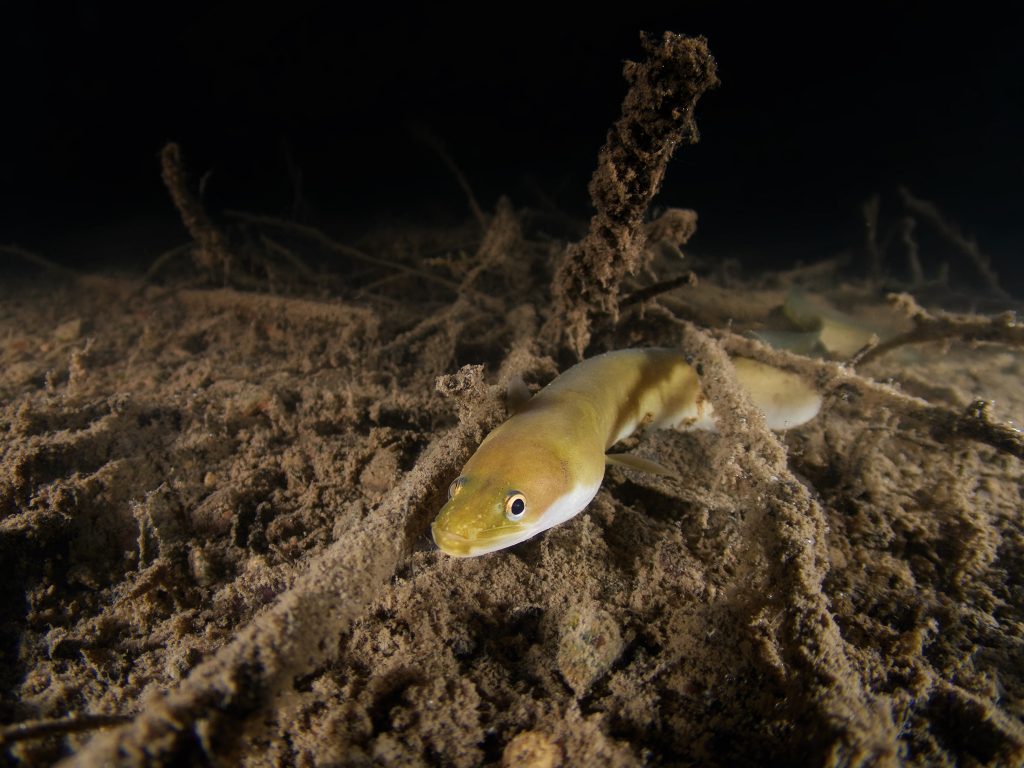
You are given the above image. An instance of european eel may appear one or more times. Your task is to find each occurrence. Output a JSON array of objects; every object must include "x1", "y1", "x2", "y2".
[
  {"x1": 431, "y1": 348, "x2": 821, "y2": 557},
  {"x1": 751, "y1": 290, "x2": 902, "y2": 358}
]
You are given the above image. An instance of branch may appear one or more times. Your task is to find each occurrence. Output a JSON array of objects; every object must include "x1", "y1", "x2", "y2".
[
  {"x1": 0, "y1": 714, "x2": 131, "y2": 746},
  {"x1": 545, "y1": 32, "x2": 718, "y2": 356},
  {"x1": 899, "y1": 186, "x2": 1007, "y2": 298},
  {"x1": 1, "y1": 244, "x2": 78, "y2": 277},
  {"x1": 620, "y1": 272, "x2": 697, "y2": 308},
  {"x1": 223, "y1": 210, "x2": 462, "y2": 293},
  {"x1": 160, "y1": 143, "x2": 233, "y2": 279},
  {"x1": 707, "y1": 323, "x2": 1024, "y2": 462},
  {"x1": 676, "y1": 322, "x2": 900, "y2": 761},
  {"x1": 413, "y1": 126, "x2": 487, "y2": 232},
  {"x1": 69, "y1": 369, "x2": 507, "y2": 765},
  {"x1": 856, "y1": 293, "x2": 1023, "y2": 365}
]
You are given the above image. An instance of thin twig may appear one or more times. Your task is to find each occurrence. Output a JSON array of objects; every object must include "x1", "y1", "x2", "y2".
[
  {"x1": 1, "y1": 244, "x2": 77, "y2": 277},
  {"x1": 379, "y1": 311, "x2": 454, "y2": 354},
  {"x1": 846, "y1": 334, "x2": 881, "y2": 367},
  {"x1": 620, "y1": 272, "x2": 697, "y2": 307},
  {"x1": 142, "y1": 243, "x2": 194, "y2": 282},
  {"x1": 0, "y1": 714, "x2": 132, "y2": 746},
  {"x1": 413, "y1": 126, "x2": 487, "y2": 231},
  {"x1": 453, "y1": 196, "x2": 517, "y2": 298},
  {"x1": 174, "y1": 288, "x2": 378, "y2": 330},
  {"x1": 863, "y1": 195, "x2": 882, "y2": 281},
  {"x1": 355, "y1": 272, "x2": 418, "y2": 300},
  {"x1": 223, "y1": 210, "x2": 462, "y2": 293},
  {"x1": 259, "y1": 234, "x2": 314, "y2": 276},
  {"x1": 900, "y1": 216, "x2": 925, "y2": 286},
  {"x1": 855, "y1": 293, "x2": 1023, "y2": 366},
  {"x1": 899, "y1": 186, "x2": 1007, "y2": 298}
]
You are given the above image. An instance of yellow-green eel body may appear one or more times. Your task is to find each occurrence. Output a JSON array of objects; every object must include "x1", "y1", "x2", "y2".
[{"x1": 431, "y1": 348, "x2": 821, "y2": 557}]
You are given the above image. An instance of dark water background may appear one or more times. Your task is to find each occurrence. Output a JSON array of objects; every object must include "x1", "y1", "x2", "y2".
[{"x1": 2, "y1": 4, "x2": 1021, "y2": 294}]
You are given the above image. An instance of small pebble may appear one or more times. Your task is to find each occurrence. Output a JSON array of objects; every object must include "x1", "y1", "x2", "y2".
[{"x1": 556, "y1": 603, "x2": 624, "y2": 696}]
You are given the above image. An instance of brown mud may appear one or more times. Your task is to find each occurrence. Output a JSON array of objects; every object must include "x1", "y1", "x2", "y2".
[{"x1": 2, "y1": 32, "x2": 1023, "y2": 767}]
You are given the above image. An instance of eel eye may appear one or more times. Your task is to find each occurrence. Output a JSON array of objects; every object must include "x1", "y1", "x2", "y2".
[
  {"x1": 448, "y1": 477, "x2": 466, "y2": 499},
  {"x1": 505, "y1": 492, "x2": 526, "y2": 521}
]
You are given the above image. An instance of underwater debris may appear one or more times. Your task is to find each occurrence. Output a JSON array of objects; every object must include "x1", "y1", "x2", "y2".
[{"x1": 546, "y1": 32, "x2": 718, "y2": 357}]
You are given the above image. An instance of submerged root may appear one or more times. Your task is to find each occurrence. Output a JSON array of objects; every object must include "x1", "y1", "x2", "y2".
[
  {"x1": 854, "y1": 292, "x2": 1023, "y2": 365},
  {"x1": 0, "y1": 245, "x2": 78, "y2": 278},
  {"x1": 899, "y1": 186, "x2": 1007, "y2": 298},
  {"x1": 5, "y1": 175, "x2": 1018, "y2": 766},
  {"x1": 544, "y1": 33, "x2": 718, "y2": 357},
  {"x1": 160, "y1": 143, "x2": 234, "y2": 281},
  {"x1": 677, "y1": 323, "x2": 901, "y2": 763},
  {"x1": 707, "y1": 326, "x2": 1024, "y2": 462}
]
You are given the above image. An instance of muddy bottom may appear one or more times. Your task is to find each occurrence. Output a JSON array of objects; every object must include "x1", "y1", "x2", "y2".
[{"x1": 0, "y1": 208, "x2": 1022, "y2": 766}]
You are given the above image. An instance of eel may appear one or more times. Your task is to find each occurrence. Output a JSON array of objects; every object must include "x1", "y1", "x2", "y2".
[
  {"x1": 431, "y1": 348, "x2": 821, "y2": 557},
  {"x1": 779, "y1": 290, "x2": 902, "y2": 357}
]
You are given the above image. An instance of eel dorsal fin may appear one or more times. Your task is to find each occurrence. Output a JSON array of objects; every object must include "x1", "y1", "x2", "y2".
[{"x1": 505, "y1": 376, "x2": 532, "y2": 415}]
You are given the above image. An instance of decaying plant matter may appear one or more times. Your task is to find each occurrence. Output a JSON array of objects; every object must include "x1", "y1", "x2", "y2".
[
  {"x1": 160, "y1": 143, "x2": 234, "y2": 282},
  {"x1": 545, "y1": 32, "x2": 718, "y2": 357},
  {"x1": 2, "y1": 31, "x2": 1022, "y2": 768},
  {"x1": 856, "y1": 292, "x2": 1023, "y2": 365}
]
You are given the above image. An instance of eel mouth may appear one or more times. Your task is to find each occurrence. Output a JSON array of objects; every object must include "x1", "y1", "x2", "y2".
[
  {"x1": 431, "y1": 525, "x2": 476, "y2": 557},
  {"x1": 431, "y1": 522, "x2": 533, "y2": 558}
]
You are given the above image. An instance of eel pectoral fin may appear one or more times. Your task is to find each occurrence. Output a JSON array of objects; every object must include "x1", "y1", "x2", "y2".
[{"x1": 605, "y1": 452, "x2": 678, "y2": 478}]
